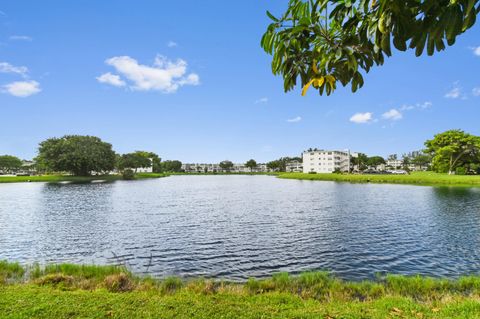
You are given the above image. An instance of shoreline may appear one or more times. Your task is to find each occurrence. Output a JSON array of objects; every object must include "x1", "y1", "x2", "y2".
[
  {"x1": 1, "y1": 261, "x2": 480, "y2": 318},
  {"x1": 0, "y1": 173, "x2": 169, "y2": 184},
  {"x1": 277, "y1": 172, "x2": 480, "y2": 188}
]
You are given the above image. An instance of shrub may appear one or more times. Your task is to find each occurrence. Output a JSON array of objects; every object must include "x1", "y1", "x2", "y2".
[
  {"x1": 122, "y1": 169, "x2": 135, "y2": 180},
  {"x1": 36, "y1": 274, "x2": 74, "y2": 287},
  {"x1": 161, "y1": 277, "x2": 183, "y2": 294},
  {"x1": 0, "y1": 261, "x2": 25, "y2": 283},
  {"x1": 103, "y1": 273, "x2": 135, "y2": 292},
  {"x1": 455, "y1": 166, "x2": 467, "y2": 175}
]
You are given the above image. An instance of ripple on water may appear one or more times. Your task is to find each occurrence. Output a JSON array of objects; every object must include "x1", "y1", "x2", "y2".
[{"x1": 1, "y1": 176, "x2": 480, "y2": 280}]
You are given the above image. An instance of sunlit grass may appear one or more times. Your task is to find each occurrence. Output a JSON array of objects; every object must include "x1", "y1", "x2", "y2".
[
  {"x1": 1, "y1": 262, "x2": 480, "y2": 318},
  {"x1": 278, "y1": 172, "x2": 480, "y2": 187},
  {"x1": 0, "y1": 173, "x2": 169, "y2": 183}
]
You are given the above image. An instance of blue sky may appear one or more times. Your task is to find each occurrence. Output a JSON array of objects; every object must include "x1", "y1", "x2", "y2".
[{"x1": 1, "y1": 1, "x2": 479, "y2": 163}]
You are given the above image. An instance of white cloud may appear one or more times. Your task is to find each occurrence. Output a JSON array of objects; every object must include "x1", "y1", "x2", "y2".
[
  {"x1": 2, "y1": 80, "x2": 41, "y2": 97},
  {"x1": 287, "y1": 116, "x2": 302, "y2": 123},
  {"x1": 100, "y1": 55, "x2": 200, "y2": 93},
  {"x1": 382, "y1": 109, "x2": 403, "y2": 121},
  {"x1": 400, "y1": 101, "x2": 432, "y2": 111},
  {"x1": 9, "y1": 35, "x2": 32, "y2": 41},
  {"x1": 0, "y1": 62, "x2": 28, "y2": 77},
  {"x1": 445, "y1": 87, "x2": 462, "y2": 99},
  {"x1": 418, "y1": 101, "x2": 432, "y2": 109},
  {"x1": 167, "y1": 41, "x2": 178, "y2": 48},
  {"x1": 350, "y1": 112, "x2": 373, "y2": 124},
  {"x1": 473, "y1": 87, "x2": 480, "y2": 96},
  {"x1": 96, "y1": 72, "x2": 126, "y2": 87},
  {"x1": 472, "y1": 46, "x2": 480, "y2": 56},
  {"x1": 255, "y1": 97, "x2": 268, "y2": 104}
]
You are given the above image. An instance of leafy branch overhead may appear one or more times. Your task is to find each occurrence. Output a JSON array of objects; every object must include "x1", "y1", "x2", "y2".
[{"x1": 261, "y1": 0, "x2": 479, "y2": 96}]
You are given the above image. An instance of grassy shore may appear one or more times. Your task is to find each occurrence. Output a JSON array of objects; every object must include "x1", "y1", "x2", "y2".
[
  {"x1": 0, "y1": 173, "x2": 169, "y2": 184},
  {"x1": 278, "y1": 171, "x2": 480, "y2": 187},
  {"x1": 1, "y1": 262, "x2": 480, "y2": 318}
]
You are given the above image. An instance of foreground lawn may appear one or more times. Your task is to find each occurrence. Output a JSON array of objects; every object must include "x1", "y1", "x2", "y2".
[
  {"x1": 278, "y1": 171, "x2": 480, "y2": 187},
  {"x1": 0, "y1": 173, "x2": 169, "y2": 184},
  {"x1": 1, "y1": 262, "x2": 480, "y2": 318}
]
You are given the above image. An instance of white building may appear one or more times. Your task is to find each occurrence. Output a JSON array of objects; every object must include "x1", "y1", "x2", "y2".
[
  {"x1": 181, "y1": 163, "x2": 270, "y2": 173},
  {"x1": 386, "y1": 159, "x2": 403, "y2": 169},
  {"x1": 302, "y1": 149, "x2": 351, "y2": 174},
  {"x1": 285, "y1": 161, "x2": 303, "y2": 172}
]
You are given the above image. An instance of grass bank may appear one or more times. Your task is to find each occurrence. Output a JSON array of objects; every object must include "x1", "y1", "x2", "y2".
[
  {"x1": 278, "y1": 171, "x2": 480, "y2": 187},
  {"x1": 0, "y1": 173, "x2": 169, "y2": 184},
  {"x1": 1, "y1": 261, "x2": 480, "y2": 318}
]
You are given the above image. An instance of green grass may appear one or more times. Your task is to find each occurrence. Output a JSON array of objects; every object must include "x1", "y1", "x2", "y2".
[
  {"x1": 278, "y1": 171, "x2": 480, "y2": 187},
  {"x1": 0, "y1": 173, "x2": 169, "y2": 184},
  {"x1": 1, "y1": 262, "x2": 480, "y2": 318}
]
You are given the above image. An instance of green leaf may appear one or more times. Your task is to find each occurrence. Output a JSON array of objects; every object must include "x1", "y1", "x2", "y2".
[{"x1": 266, "y1": 10, "x2": 279, "y2": 22}]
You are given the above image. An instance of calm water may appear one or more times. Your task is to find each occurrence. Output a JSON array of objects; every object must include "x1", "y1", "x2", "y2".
[{"x1": 1, "y1": 175, "x2": 480, "y2": 281}]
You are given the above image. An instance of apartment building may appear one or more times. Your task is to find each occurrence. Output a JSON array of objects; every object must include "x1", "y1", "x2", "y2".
[
  {"x1": 285, "y1": 161, "x2": 303, "y2": 172},
  {"x1": 181, "y1": 163, "x2": 269, "y2": 173},
  {"x1": 302, "y1": 149, "x2": 351, "y2": 174}
]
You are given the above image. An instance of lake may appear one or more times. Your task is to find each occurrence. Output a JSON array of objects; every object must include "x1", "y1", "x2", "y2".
[{"x1": 1, "y1": 175, "x2": 480, "y2": 281}]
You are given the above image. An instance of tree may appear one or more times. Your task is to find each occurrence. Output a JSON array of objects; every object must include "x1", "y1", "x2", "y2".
[
  {"x1": 261, "y1": 0, "x2": 479, "y2": 96},
  {"x1": 117, "y1": 152, "x2": 152, "y2": 172},
  {"x1": 387, "y1": 154, "x2": 398, "y2": 161},
  {"x1": 245, "y1": 159, "x2": 258, "y2": 172},
  {"x1": 352, "y1": 153, "x2": 368, "y2": 171},
  {"x1": 36, "y1": 135, "x2": 116, "y2": 176},
  {"x1": 366, "y1": 156, "x2": 385, "y2": 168},
  {"x1": 135, "y1": 151, "x2": 161, "y2": 172},
  {"x1": 425, "y1": 130, "x2": 480, "y2": 175},
  {"x1": 411, "y1": 153, "x2": 431, "y2": 170},
  {"x1": 159, "y1": 160, "x2": 182, "y2": 172},
  {"x1": 267, "y1": 160, "x2": 281, "y2": 171},
  {"x1": 0, "y1": 155, "x2": 23, "y2": 173},
  {"x1": 266, "y1": 157, "x2": 302, "y2": 172},
  {"x1": 219, "y1": 160, "x2": 234, "y2": 172}
]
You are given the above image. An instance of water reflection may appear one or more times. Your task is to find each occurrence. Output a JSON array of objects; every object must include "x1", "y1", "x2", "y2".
[{"x1": 0, "y1": 176, "x2": 479, "y2": 280}]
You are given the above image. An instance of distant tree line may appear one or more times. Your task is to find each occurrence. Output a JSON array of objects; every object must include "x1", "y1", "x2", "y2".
[
  {"x1": 3, "y1": 130, "x2": 480, "y2": 177},
  {"x1": 26, "y1": 135, "x2": 183, "y2": 176}
]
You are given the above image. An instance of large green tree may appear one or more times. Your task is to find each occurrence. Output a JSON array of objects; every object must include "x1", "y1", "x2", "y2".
[
  {"x1": 245, "y1": 159, "x2": 258, "y2": 172},
  {"x1": 117, "y1": 151, "x2": 158, "y2": 172},
  {"x1": 36, "y1": 135, "x2": 116, "y2": 176},
  {"x1": 366, "y1": 156, "x2": 385, "y2": 167},
  {"x1": 158, "y1": 160, "x2": 183, "y2": 173},
  {"x1": 425, "y1": 130, "x2": 480, "y2": 174},
  {"x1": 219, "y1": 160, "x2": 234, "y2": 172},
  {"x1": 0, "y1": 155, "x2": 23, "y2": 172},
  {"x1": 262, "y1": 0, "x2": 479, "y2": 96}
]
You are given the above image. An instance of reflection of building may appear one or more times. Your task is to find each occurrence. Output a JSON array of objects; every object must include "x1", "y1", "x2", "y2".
[
  {"x1": 181, "y1": 163, "x2": 270, "y2": 173},
  {"x1": 285, "y1": 161, "x2": 303, "y2": 172},
  {"x1": 303, "y1": 149, "x2": 351, "y2": 174}
]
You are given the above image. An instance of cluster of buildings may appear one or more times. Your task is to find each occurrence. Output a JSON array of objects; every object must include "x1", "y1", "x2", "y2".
[{"x1": 181, "y1": 163, "x2": 269, "y2": 173}]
